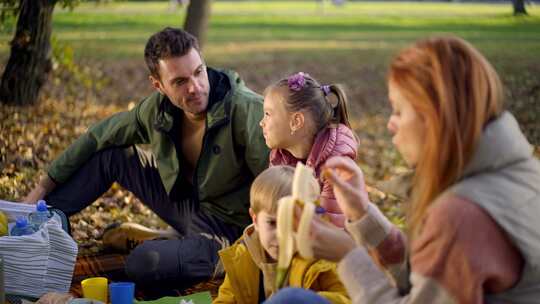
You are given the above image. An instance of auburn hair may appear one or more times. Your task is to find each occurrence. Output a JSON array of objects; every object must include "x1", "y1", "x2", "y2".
[{"x1": 389, "y1": 36, "x2": 503, "y2": 237}]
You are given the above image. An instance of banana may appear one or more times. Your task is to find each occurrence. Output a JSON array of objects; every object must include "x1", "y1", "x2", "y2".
[
  {"x1": 0, "y1": 210, "x2": 8, "y2": 237},
  {"x1": 276, "y1": 196, "x2": 295, "y2": 288},
  {"x1": 296, "y1": 202, "x2": 316, "y2": 259},
  {"x1": 276, "y1": 163, "x2": 320, "y2": 289},
  {"x1": 292, "y1": 162, "x2": 320, "y2": 203}
]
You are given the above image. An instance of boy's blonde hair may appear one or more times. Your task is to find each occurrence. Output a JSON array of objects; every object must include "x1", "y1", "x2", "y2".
[{"x1": 250, "y1": 165, "x2": 318, "y2": 214}]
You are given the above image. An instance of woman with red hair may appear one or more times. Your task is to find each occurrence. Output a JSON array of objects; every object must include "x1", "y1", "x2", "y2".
[{"x1": 265, "y1": 36, "x2": 540, "y2": 304}]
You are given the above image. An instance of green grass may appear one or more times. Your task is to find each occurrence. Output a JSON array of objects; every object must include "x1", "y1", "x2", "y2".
[
  {"x1": 0, "y1": 1, "x2": 538, "y2": 143},
  {"x1": 1, "y1": 1, "x2": 539, "y2": 62},
  {"x1": 0, "y1": 1, "x2": 536, "y2": 140}
]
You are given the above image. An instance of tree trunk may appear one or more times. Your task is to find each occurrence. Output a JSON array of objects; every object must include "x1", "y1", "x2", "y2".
[
  {"x1": 0, "y1": 0, "x2": 56, "y2": 106},
  {"x1": 183, "y1": 0, "x2": 212, "y2": 49},
  {"x1": 513, "y1": 0, "x2": 528, "y2": 15}
]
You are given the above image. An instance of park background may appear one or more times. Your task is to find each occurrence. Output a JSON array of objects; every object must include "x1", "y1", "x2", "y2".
[{"x1": 0, "y1": 0, "x2": 539, "y2": 294}]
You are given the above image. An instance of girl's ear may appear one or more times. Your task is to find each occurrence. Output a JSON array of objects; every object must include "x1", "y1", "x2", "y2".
[{"x1": 289, "y1": 111, "x2": 305, "y2": 134}]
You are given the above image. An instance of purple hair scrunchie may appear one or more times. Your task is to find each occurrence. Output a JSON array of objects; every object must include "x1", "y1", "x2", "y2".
[
  {"x1": 288, "y1": 72, "x2": 306, "y2": 91},
  {"x1": 321, "y1": 85, "x2": 331, "y2": 96}
]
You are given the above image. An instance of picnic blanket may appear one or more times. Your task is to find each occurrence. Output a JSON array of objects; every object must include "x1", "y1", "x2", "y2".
[
  {"x1": 135, "y1": 291, "x2": 212, "y2": 304},
  {"x1": 70, "y1": 253, "x2": 223, "y2": 300}
]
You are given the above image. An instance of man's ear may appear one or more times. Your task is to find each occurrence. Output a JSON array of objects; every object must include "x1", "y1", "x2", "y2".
[
  {"x1": 289, "y1": 111, "x2": 305, "y2": 133},
  {"x1": 149, "y1": 75, "x2": 164, "y2": 95}
]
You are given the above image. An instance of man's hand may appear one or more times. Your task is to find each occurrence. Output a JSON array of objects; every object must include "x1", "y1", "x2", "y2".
[{"x1": 22, "y1": 174, "x2": 56, "y2": 204}]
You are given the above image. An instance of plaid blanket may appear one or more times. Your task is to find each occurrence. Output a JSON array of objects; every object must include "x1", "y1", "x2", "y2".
[
  {"x1": 69, "y1": 253, "x2": 223, "y2": 300},
  {"x1": 69, "y1": 253, "x2": 128, "y2": 297}
]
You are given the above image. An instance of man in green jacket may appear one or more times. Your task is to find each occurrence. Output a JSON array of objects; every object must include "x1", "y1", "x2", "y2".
[{"x1": 23, "y1": 27, "x2": 269, "y2": 290}]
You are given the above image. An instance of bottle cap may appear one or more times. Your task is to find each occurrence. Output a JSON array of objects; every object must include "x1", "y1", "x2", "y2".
[
  {"x1": 15, "y1": 216, "x2": 28, "y2": 228},
  {"x1": 36, "y1": 200, "x2": 48, "y2": 212}
]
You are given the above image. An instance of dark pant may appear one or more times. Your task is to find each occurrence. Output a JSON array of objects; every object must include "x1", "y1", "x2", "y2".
[{"x1": 45, "y1": 146, "x2": 243, "y2": 293}]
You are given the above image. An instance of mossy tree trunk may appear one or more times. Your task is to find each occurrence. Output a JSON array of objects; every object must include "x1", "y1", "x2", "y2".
[
  {"x1": 0, "y1": 0, "x2": 56, "y2": 105},
  {"x1": 183, "y1": 0, "x2": 212, "y2": 49},
  {"x1": 513, "y1": 0, "x2": 528, "y2": 16}
]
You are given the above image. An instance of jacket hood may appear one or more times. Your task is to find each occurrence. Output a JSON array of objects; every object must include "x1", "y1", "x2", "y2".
[{"x1": 463, "y1": 111, "x2": 533, "y2": 178}]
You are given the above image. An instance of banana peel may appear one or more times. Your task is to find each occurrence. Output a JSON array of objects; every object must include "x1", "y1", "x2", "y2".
[
  {"x1": 291, "y1": 162, "x2": 320, "y2": 203},
  {"x1": 276, "y1": 163, "x2": 320, "y2": 289},
  {"x1": 276, "y1": 196, "x2": 295, "y2": 289},
  {"x1": 0, "y1": 210, "x2": 8, "y2": 237}
]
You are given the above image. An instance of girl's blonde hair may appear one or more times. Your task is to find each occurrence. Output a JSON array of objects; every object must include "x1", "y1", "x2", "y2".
[
  {"x1": 265, "y1": 73, "x2": 352, "y2": 133},
  {"x1": 389, "y1": 36, "x2": 503, "y2": 237},
  {"x1": 250, "y1": 165, "x2": 318, "y2": 214}
]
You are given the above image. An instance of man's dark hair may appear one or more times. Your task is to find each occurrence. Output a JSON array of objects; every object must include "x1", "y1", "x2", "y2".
[{"x1": 144, "y1": 27, "x2": 200, "y2": 79}]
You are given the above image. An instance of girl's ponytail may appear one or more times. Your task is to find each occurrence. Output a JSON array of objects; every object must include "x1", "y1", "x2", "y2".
[{"x1": 326, "y1": 84, "x2": 352, "y2": 129}]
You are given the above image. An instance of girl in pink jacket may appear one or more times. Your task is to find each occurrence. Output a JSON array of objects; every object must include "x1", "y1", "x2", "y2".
[{"x1": 259, "y1": 72, "x2": 358, "y2": 227}]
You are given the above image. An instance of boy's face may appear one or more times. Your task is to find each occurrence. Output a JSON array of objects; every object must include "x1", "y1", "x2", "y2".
[{"x1": 250, "y1": 208, "x2": 279, "y2": 261}]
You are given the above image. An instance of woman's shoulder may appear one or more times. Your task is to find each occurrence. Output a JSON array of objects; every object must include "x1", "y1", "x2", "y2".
[
  {"x1": 428, "y1": 195, "x2": 479, "y2": 219},
  {"x1": 412, "y1": 194, "x2": 523, "y2": 300},
  {"x1": 424, "y1": 194, "x2": 498, "y2": 235},
  {"x1": 419, "y1": 193, "x2": 522, "y2": 265}
]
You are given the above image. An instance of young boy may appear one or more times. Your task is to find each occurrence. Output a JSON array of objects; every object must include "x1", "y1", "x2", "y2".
[{"x1": 214, "y1": 165, "x2": 350, "y2": 304}]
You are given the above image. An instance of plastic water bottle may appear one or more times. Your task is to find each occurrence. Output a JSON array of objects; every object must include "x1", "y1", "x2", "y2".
[
  {"x1": 10, "y1": 216, "x2": 35, "y2": 236},
  {"x1": 29, "y1": 200, "x2": 50, "y2": 230}
]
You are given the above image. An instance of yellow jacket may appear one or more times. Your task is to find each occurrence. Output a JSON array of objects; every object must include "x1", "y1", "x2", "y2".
[{"x1": 213, "y1": 225, "x2": 350, "y2": 304}]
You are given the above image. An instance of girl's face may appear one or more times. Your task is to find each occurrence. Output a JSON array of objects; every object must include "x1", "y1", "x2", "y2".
[
  {"x1": 386, "y1": 81, "x2": 426, "y2": 167},
  {"x1": 260, "y1": 91, "x2": 295, "y2": 149}
]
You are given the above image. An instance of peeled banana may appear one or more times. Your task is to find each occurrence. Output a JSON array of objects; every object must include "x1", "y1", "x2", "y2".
[
  {"x1": 0, "y1": 210, "x2": 8, "y2": 237},
  {"x1": 276, "y1": 163, "x2": 320, "y2": 289}
]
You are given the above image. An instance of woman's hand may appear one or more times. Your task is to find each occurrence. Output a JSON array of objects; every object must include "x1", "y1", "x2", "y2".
[
  {"x1": 311, "y1": 215, "x2": 356, "y2": 262},
  {"x1": 323, "y1": 156, "x2": 370, "y2": 222}
]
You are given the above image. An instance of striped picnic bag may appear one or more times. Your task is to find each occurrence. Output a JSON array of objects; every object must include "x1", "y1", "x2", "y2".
[{"x1": 0, "y1": 199, "x2": 78, "y2": 301}]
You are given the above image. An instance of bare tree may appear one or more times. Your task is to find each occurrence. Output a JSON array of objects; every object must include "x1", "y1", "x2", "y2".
[
  {"x1": 183, "y1": 0, "x2": 212, "y2": 49},
  {"x1": 513, "y1": 0, "x2": 528, "y2": 15}
]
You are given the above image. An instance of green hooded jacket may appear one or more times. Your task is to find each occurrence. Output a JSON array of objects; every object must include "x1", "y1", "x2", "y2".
[{"x1": 47, "y1": 68, "x2": 269, "y2": 227}]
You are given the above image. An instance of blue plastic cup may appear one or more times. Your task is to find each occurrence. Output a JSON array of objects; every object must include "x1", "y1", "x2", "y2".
[{"x1": 109, "y1": 282, "x2": 135, "y2": 304}]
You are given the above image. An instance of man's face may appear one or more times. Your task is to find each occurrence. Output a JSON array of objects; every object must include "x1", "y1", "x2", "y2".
[{"x1": 150, "y1": 48, "x2": 210, "y2": 120}]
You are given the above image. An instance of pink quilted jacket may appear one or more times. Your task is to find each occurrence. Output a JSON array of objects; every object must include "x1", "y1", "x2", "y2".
[{"x1": 269, "y1": 124, "x2": 358, "y2": 227}]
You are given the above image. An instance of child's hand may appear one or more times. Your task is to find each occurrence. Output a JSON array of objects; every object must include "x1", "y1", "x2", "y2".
[{"x1": 323, "y1": 156, "x2": 370, "y2": 222}]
